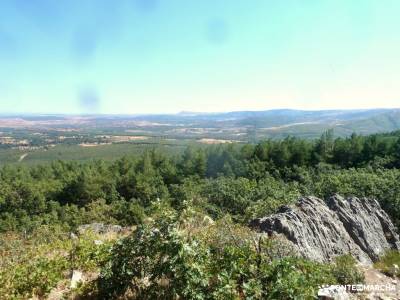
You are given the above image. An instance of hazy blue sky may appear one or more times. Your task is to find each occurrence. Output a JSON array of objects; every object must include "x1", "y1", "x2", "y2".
[{"x1": 0, "y1": 0, "x2": 399, "y2": 114}]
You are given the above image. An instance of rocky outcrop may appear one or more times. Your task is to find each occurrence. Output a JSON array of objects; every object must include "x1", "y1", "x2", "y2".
[
  {"x1": 317, "y1": 285, "x2": 351, "y2": 300},
  {"x1": 327, "y1": 196, "x2": 400, "y2": 262},
  {"x1": 77, "y1": 223, "x2": 123, "y2": 235},
  {"x1": 250, "y1": 195, "x2": 400, "y2": 264}
]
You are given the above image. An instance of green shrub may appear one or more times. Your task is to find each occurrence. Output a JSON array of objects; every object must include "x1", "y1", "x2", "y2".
[
  {"x1": 7, "y1": 257, "x2": 68, "y2": 299},
  {"x1": 98, "y1": 210, "x2": 212, "y2": 299},
  {"x1": 0, "y1": 245, "x2": 69, "y2": 300},
  {"x1": 96, "y1": 211, "x2": 340, "y2": 300},
  {"x1": 0, "y1": 228, "x2": 115, "y2": 299},
  {"x1": 264, "y1": 258, "x2": 336, "y2": 299},
  {"x1": 72, "y1": 236, "x2": 113, "y2": 271}
]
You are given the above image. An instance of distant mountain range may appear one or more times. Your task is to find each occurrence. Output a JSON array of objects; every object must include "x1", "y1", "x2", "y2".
[{"x1": 1, "y1": 108, "x2": 400, "y2": 140}]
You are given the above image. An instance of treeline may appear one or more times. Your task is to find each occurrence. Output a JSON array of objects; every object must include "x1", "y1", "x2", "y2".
[
  {"x1": 228, "y1": 130, "x2": 400, "y2": 173},
  {"x1": 1, "y1": 130, "x2": 400, "y2": 233}
]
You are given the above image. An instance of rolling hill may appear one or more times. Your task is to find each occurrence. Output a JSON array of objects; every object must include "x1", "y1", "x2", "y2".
[{"x1": 1, "y1": 108, "x2": 400, "y2": 141}]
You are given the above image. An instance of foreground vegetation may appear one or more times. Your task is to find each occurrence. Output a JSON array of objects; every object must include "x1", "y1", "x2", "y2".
[
  {"x1": 0, "y1": 207, "x2": 366, "y2": 299},
  {"x1": 93, "y1": 207, "x2": 365, "y2": 299},
  {"x1": 374, "y1": 250, "x2": 400, "y2": 278},
  {"x1": 1, "y1": 130, "x2": 400, "y2": 298},
  {"x1": 0, "y1": 228, "x2": 114, "y2": 299}
]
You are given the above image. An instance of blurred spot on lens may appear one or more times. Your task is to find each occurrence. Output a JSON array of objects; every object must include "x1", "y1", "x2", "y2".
[
  {"x1": 78, "y1": 87, "x2": 101, "y2": 114},
  {"x1": 0, "y1": 30, "x2": 18, "y2": 60},
  {"x1": 133, "y1": 0, "x2": 158, "y2": 13},
  {"x1": 206, "y1": 18, "x2": 229, "y2": 45},
  {"x1": 71, "y1": 28, "x2": 98, "y2": 65}
]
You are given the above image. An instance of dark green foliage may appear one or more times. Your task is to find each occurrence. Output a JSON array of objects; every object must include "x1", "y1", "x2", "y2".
[
  {"x1": 2, "y1": 130, "x2": 400, "y2": 232},
  {"x1": 98, "y1": 211, "x2": 212, "y2": 299},
  {"x1": 264, "y1": 258, "x2": 336, "y2": 299},
  {"x1": 94, "y1": 211, "x2": 364, "y2": 300},
  {"x1": 97, "y1": 211, "x2": 339, "y2": 300}
]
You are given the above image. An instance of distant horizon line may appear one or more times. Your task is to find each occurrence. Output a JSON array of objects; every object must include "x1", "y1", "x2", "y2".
[{"x1": 0, "y1": 107, "x2": 399, "y2": 117}]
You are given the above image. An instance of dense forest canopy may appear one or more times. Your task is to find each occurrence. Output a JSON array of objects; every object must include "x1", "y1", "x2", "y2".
[{"x1": 1, "y1": 129, "x2": 400, "y2": 233}]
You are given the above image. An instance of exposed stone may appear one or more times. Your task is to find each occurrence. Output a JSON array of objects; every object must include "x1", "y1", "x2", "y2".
[
  {"x1": 77, "y1": 223, "x2": 123, "y2": 235},
  {"x1": 389, "y1": 264, "x2": 399, "y2": 277},
  {"x1": 250, "y1": 195, "x2": 400, "y2": 264},
  {"x1": 317, "y1": 285, "x2": 351, "y2": 300},
  {"x1": 327, "y1": 195, "x2": 400, "y2": 261},
  {"x1": 70, "y1": 270, "x2": 83, "y2": 289}
]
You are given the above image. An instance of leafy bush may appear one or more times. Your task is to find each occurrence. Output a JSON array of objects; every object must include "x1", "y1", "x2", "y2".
[
  {"x1": 96, "y1": 211, "x2": 339, "y2": 300},
  {"x1": 1, "y1": 256, "x2": 68, "y2": 299},
  {"x1": 264, "y1": 258, "x2": 336, "y2": 299},
  {"x1": 0, "y1": 228, "x2": 114, "y2": 299},
  {"x1": 98, "y1": 210, "x2": 212, "y2": 299}
]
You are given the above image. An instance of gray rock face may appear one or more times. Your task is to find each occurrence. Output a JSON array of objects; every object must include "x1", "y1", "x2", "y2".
[
  {"x1": 317, "y1": 285, "x2": 350, "y2": 300},
  {"x1": 77, "y1": 223, "x2": 123, "y2": 235},
  {"x1": 250, "y1": 195, "x2": 400, "y2": 264},
  {"x1": 327, "y1": 196, "x2": 400, "y2": 262}
]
